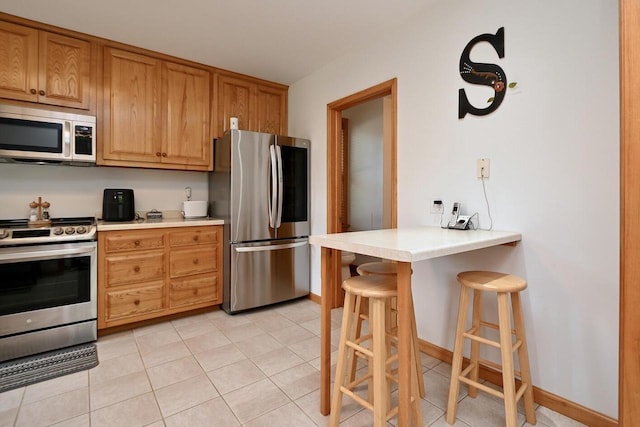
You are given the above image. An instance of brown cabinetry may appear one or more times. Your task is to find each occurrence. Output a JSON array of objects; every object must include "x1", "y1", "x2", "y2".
[
  {"x1": 101, "y1": 48, "x2": 211, "y2": 170},
  {"x1": 0, "y1": 21, "x2": 93, "y2": 109},
  {"x1": 214, "y1": 71, "x2": 287, "y2": 138},
  {"x1": 98, "y1": 225, "x2": 222, "y2": 329}
]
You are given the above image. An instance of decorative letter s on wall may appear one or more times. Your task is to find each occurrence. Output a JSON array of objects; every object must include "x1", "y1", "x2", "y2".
[{"x1": 458, "y1": 27, "x2": 506, "y2": 119}]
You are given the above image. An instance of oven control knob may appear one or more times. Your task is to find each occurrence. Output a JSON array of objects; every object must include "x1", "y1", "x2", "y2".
[
  {"x1": 76, "y1": 226, "x2": 87, "y2": 234},
  {"x1": 0, "y1": 229, "x2": 7, "y2": 239},
  {"x1": 64, "y1": 227, "x2": 76, "y2": 235},
  {"x1": 53, "y1": 227, "x2": 64, "y2": 235}
]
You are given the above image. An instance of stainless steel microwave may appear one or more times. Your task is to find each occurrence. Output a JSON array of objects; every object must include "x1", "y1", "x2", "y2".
[{"x1": 0, "y1": 104, "x2": 96, "y2": 165}]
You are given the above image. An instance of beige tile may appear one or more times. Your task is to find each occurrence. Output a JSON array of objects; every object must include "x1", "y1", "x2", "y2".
[
  {"x1": 454, "y1": 390, "x2": 526, "y2": 427},
  {"x1": 243, "y1": 402, "x2": 316, "y2": 427},
  {"x1": 269, "y1": 324, "x2": 316, "y2": 345},
  {"x1": 89, "y1": 351, "x2": 145, "y2": 386},
  {"x1": 94, "y1": 331, "x2": 138, "y2": 361},
  {"x1": 140, "y1": 340, "x2": 191, "y2": 368},
  {"x1": 144, "y1": 422, "x2": 165, "y2": 427},
  {"x1": 210, "y1": 312, "x2": 251, "y2": 330},
  {"x1": 146, "y1": 355, "x2": 204, "y2": 390},
  {"x1": 387, "y1": 389, "x2": 445, "y2": 426},
  {"x1": 50, "y1": 413, "x2": 90, "y2": 427},
  {"x1": 0, "y1": 387, "x2": 24, "y2": 411},
  {"x1": 234, "y1": 333, "x2": 284, "y2": 359},
  {"x1": 338, "y1": 409, "x2": 377, "y2": 426},
  {"x1": 170, "y1": 312, "x2": 211, "y2": 328},
  {"x1": 136, "y1": 328, "x2": 182, "y2": 354},
  {"x1": 90, "y1": 370, "x2": 151, "y2": 410},
  {"x1": 420, "y1": 352, "x2": 442, "y2": 370},
  {"x1": 532, "y1": 405, "x2": 588, "y2": 426},
  {"x1": 23, "y1": 370, "x2": 88, "y2": 404},
  {"x1": 248, "y1": 312, "x2": 297, "y2": 332},
  {"x1": 132, "y1": 319, "x2": 176, "y2": 338},
  {"x1": 183, "y1": 330, "x2": 231, "y2": 354},
  {"x1": 251, "y1": 347, "x2": 305, "y2": 376},
  {"x1": 221, "y1": 322, "x2": 267, "y2": 343},
  {"x1": 90, "y1": 392, "x2": 161, "y2": 427},
  {"x1": 206, "y1": 359, "x2": 265, "y2": 395},
  {"x1": 164, "y1": 396, "x2": 240, "y2": 427},
  {"x1": 270, "y1": 362, "x2": 320, "y2": 400},
  {"x1": 193, "y1": 343, "x2": 247, "y2": 372},
  {"x1": 222, "y1": 378, "x2": 290, "y2": 424},
  {"x1": 15, "y1": 387, "x2": 88, "y2": 427},
  {"x1": 154, "y1": 374, "x2": 219, "y2": 418},
  {"x1": 422, "y1": 369, "x2": 468, "y2": 411},
  {"x1": 173, "y1": 318, "x2": 219, "y2": 340},
  {"x1": 0, "y1": 408, "x2": 19, "y2": 427},
  {"x1": 294, "y1": 388, "x2": 362, "y2": 426},
  {"x1": 288, "y1": 335, "x2": 324, "y2": 361},
  {"x1": 419, "y1": 414, "x2": 472, "y2": 426}
]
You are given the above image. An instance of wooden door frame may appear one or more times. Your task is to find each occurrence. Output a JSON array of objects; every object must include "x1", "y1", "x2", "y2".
[
  {"x1": 619, "y1": 1, "x2": 640, "y2": 425},
  {"x1": 326, "y1": 78, "x2": 398, "y2": 307}
]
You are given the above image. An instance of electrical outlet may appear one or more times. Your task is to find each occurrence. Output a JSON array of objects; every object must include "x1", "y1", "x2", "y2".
[
  {"x1": 431, "y1": 199, "x2": 443, "y2": 214},
  {"x1": 477, "y1": 158, "x2": 490, "y2": 178}
]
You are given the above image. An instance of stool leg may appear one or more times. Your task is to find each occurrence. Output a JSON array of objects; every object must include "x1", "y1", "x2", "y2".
[
  {"x1": 468, "y1": 289, "x2": 482, "y2": 398},
  {"x1": 330, "y1": 291, "x2": 356, "y2": 427},
  {"x1": 371, "y1": 297, "x2": 388, "y2": 427},
  {"x1": 446, "y1": 285, "x2": 471, "y2": 424},
  {"x1": 511, "y1": 292, "x2": 536, "y2": 425},
  {"x1": 410, "y1": 330, "x2": 424, "y2": 425},
  {"x1": 409, "y1": 292, "x2": 426, "y2": 398},
  {"x1": 497, "y1": 292, "x2": 518, "y2": 427}
]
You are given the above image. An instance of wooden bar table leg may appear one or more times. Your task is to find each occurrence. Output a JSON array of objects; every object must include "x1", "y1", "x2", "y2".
[
  {"x1": 396, "y1": 261, "x2": 412, "y2": 426},
  {"x1": 320, "y1": 247, "x2": 334, "y2": 415}
]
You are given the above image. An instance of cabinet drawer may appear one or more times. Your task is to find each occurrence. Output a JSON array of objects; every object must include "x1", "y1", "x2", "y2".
[
  {"x1": 106, "y1": 252, "x2": 165, "y2": 286},
  {"x1": 170, "y1": 246, "x2": 216, "y2": 278},
  {"x1": 103, "y1": 232, "x2": 165, "y2": 253},
  {"x1": 105, "y1": 282, "x2": 165, "y2": 321},
  {"x1": 170, "y1": 274, "x2": 219, "y2": 308},
  {"x1": 169, "y1": 227, "x2": 219, "y2": 247}
]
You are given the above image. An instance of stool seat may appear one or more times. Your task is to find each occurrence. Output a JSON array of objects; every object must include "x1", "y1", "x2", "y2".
[
  {"x1": 342, "y1": 274, "x2": 397, "y2": 298},
  {"x1": 457, "y1": 271, "x2": 527, "y2": 293},
  {"x1": 357, "y1": 262, "x2": 398, "y2": 276}
]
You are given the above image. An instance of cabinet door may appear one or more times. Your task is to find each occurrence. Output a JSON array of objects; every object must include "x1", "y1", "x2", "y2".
[
  {"x1": 162, "y1": 61, "x2": 211, "y2": 167},
  {"x1": 103, "y1": 48, "x2": 161, "y2": 163},
  {"x1": 256, "y1": 84, "x2": 287, "y2": 135},
  {"x1": 38, "y1": 31, "x2": 91, "y2": 109},
  {"x1": 215, "y1": 73, "x2": 254, "y2": 137},
  {"x1": 0, "y1": 21, "x2": 38, "y2": 103}
]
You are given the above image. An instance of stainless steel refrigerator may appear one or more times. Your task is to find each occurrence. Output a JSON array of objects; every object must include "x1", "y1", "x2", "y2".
[{"x1": 209, "y1": 130, "x2": 310, "y2": 313}]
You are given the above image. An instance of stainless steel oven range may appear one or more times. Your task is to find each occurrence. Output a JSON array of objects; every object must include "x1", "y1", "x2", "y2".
[{"x1": 0, "y1": 217, "x2": 97, "y2": 362}]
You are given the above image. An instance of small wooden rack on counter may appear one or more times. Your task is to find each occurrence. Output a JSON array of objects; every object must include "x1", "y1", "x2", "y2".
[{"x1": 97, "y1": 224, "x2": 223, "y2": 330}]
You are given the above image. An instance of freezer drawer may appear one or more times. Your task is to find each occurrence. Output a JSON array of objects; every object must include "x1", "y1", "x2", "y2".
[{"x1": 225, "y1": 238, "x2": 309, "y2": 313}]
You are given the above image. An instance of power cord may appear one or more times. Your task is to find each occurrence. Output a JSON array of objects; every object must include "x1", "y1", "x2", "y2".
[{"x1": 479, "y1": 169, "x2": 494, "y2": 230}]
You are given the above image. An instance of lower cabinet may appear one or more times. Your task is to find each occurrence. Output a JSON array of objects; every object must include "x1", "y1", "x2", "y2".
[{"x1": 98, "y1": 225, "x2": 222, "y2": 329}]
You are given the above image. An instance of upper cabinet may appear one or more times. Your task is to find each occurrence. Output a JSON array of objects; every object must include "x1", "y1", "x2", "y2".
[
  {"x1": 101, "y1": 48, "x2": 211, "y2": 171},
  {"x1": 0, "y1": 21, "x2": 93, "y2": 110},
  {"x1": 214, "y1": 71, "x2": 287, "y2": 138}
]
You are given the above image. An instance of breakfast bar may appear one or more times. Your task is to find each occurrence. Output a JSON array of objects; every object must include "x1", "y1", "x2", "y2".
[{"x1": 309, "y1": 226, "x2": 522, "y2": 426}]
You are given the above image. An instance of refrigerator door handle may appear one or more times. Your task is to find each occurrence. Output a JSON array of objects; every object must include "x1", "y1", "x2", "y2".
[
  {"x1": 275, "y1": 144, "x2": 283, "y2": 228},
  {"x1": 234, "y1": 241, "x2": 307, "y2": 253},
  {"x1": 269, "y1": 145, "x2": 278, "y2": 228}
]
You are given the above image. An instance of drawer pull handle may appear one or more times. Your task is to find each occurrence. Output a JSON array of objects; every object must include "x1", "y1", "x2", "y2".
[
  {"x1": 156, "y1": 152, "x2": 161, "y2": 157},
  {"x1": 134, "y1": 299, "x2": 140, "y2": 305},
  {"x1": 193, "y1": 258, "x2": 199, "y2": 265},
  {"x1": 193, "y1": 289, "x2": 198, "y2": 295},
  {"x1": 39, "y1": 90, "x2": 45, "y2": 96},
  {"x1": 134, "y1": 266, "x2": 140, "y2": 273},
  {"x1": 134, "y1": 240, "x2": 140, "y2": 246},
  {"x1": 30, "y1": 88, "x2": 37, "y2": 94},
  {"x1": 193, "y1": 235, "x2": 199, "y2": 242}
]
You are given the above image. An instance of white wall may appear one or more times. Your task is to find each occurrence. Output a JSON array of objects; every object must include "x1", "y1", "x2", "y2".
[
  {"x1": 343, "y1": 99, "x2": 384, "y2": 231},
  {"x1": 288, "y1": 0, "x2": 619, "y2": 419},
  {"x1": 0, "y1": 163, "x2": 208, "y2": 219}
]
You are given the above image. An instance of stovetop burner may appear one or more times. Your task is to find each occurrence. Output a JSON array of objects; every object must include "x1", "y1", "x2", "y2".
[{"x1": 0, "y1": 216, "x2": 97, "y2": 246}]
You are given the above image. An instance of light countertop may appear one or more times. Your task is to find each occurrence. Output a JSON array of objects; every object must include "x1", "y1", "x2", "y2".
[
  {"x1": 309, "y1": 226, "x2": 521, "y2": 262},
  {"x1": 97, "y1": 211, "x2": 224, "y2": 231}
]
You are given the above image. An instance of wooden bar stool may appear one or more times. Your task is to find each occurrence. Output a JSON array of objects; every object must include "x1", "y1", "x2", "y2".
[
  {"x1": 330, "y1": 274, "x2": 423, "y2": 427},
  {"x1": 356, "y1": 261, "x2": 426, "y2": 398},
  {"x1": 446, "y1": 271, "x2": 536, "y2": 427}
]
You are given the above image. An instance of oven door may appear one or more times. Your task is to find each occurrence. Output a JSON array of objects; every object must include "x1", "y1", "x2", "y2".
[{"x1": 0, "y1": 241, "x2": 97, "y2": 337}]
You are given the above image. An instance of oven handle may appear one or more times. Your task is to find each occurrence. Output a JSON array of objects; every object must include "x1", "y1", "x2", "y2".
[{"x1": 0, "y1": 245, "x2": 96, "y2": 263}]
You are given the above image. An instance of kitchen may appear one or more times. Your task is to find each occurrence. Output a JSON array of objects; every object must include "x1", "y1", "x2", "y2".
[{"x1": 0, "y1": 0, "x2": 631, "y2": 426}]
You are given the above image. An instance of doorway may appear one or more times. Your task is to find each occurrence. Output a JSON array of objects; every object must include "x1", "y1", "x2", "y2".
[{"x1": 326, "y1": 78, "x2": 398, "y2": 307}]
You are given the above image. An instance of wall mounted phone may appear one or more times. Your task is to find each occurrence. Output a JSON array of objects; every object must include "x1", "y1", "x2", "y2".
[{"x1": 447, "y1": 202, "x2": 471, "y2": 230}]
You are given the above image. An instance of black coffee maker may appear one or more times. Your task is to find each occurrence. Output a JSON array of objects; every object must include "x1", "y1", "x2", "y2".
[{"x1": 102, "y1": 189, "x2": 135, "y2": 221}]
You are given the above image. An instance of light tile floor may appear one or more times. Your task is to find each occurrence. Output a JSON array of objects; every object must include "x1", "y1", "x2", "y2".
[{"x1": 0, "y1": 298, "x2": 587, "y2": 427}]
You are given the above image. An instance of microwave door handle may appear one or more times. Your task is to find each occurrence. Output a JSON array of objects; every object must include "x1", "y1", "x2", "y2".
[
  {"x1": 275, "y1": 145, "x2": 283, "y2": 228},
  {"x1": 268, "y1": 145, "x2": 278, "y2": 228},
  {"x1": 63, "y1": 121, "x2": 71, "y2": 157}
]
